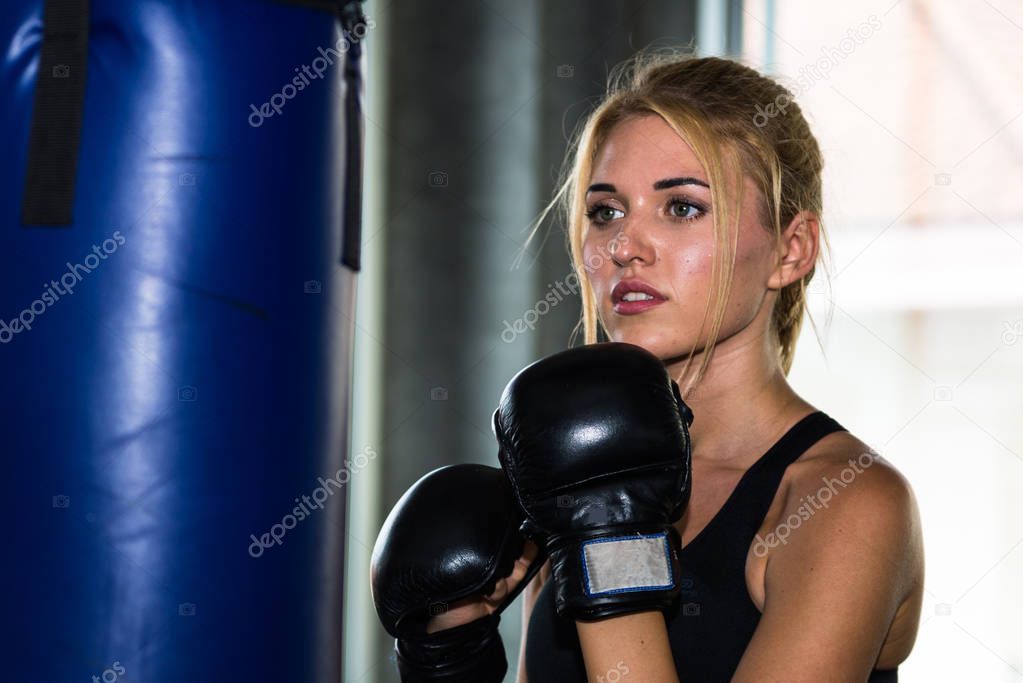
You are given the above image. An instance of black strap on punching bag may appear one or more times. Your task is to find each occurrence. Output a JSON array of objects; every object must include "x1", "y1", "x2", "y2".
[
  {"x1": 274, "y1": 0, "x2": 365, "y2": 271},
  {"x1": 21, "y1": 0, "x2": 90, "y2": 226},
  {"x1": 338, "y1": 0, "x2": 365, "y2": 271}
]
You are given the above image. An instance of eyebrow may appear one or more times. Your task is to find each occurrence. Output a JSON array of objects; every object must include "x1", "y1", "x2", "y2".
[{"x1": 586, "y1": 177, "x2": 710, "y2": 194}]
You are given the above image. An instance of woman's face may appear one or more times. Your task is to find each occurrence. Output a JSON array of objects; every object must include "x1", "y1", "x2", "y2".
[{"x1": 582, "y1": 113, "x2": 779, "y2": 363}]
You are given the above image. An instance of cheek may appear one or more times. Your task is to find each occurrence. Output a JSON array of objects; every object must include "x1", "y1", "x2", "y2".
[
  {"x1": 732, "y1": 231, "x2": 772, "y2": 293},
  {"x1": 663, "y1": 237, "x2": 763, "y2": 328},
  {"x1": 663, "y1": 242, "x2": 714, "y2": 300},
  {"x1": 713, "y1": 231, "x2": 774, "y2": 329}
]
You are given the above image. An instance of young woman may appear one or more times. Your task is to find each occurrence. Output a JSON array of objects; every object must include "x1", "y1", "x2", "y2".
[{"x1": 428, "y1": 51, "x2": 924, "y2": 682}]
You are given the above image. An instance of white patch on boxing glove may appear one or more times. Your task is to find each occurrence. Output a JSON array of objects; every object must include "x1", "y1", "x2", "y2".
[{"x1": 581, "y1": 532, "x2": 674, "y2": 595}]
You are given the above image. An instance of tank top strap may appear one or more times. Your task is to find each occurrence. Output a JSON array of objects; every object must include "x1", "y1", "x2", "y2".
[{"x1": 682, "y1": 410, "x2": 847, "y2": 555}]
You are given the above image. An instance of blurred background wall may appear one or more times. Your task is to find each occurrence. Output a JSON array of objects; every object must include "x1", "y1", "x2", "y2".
[{"x1": 345, "y1": 0, "x2": 1023, "y2": 680}]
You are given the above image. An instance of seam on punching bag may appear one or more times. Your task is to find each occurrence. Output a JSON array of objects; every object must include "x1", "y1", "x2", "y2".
[{"x1": 21, "y1": 0, "x2": 90, "y2": 227}]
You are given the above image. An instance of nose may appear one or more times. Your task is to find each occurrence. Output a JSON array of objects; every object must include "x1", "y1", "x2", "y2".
[{"x1": 607, "y1": 220, "x2": 655, "y2": 267}]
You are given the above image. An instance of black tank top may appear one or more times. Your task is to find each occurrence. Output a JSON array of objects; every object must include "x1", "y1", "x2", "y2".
[{"x1": 525, "y1": 410, "x2": 898, "y2": 682}]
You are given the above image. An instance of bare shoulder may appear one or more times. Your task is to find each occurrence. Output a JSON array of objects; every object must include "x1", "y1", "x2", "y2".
[
  {"x1": 783, "y1": 429, "x2": 923, "y2": 571},
  {"x1": 790, "y1": 430, "x2": 914, "y2": 496},
  {"x1": 765, "y1": 428, "x2": 925, "y2": 665},
  {"x1": 787, "y1": 430, "x2": 920, "y2": 533}
]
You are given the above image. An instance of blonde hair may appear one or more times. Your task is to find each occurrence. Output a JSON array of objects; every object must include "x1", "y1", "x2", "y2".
[{"x1": 528, "y1": 48, "x2": 831, "y2": 396}]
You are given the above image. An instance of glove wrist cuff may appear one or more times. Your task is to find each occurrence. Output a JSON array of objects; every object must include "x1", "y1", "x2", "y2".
[
  {"x1": 548, "y1": 525, "x2": 682, "y2": 621},
  {"x1": 396, "y1": 613, "x2": 506, "y2": 682}
]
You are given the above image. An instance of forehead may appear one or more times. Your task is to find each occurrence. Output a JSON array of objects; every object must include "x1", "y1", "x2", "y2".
[{"x1": 591, "y1": 114, "x2": 704, "y2": 180}]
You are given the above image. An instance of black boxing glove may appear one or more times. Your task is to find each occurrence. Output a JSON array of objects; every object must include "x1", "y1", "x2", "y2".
[
  {"x1": 493, "y1": 342, "x2": 693, "y2": 621},
  {"x1": 371, "y1": 464, "x2": 546, "y2": 682}
]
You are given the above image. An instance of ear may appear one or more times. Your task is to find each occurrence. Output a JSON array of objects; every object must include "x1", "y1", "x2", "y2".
[{"x1": 767, "y1": 209, "x2": 819, "y2": 290}]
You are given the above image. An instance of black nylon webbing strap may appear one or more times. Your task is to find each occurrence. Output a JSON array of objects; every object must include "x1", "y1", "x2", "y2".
[
  {"x1": 340, "y1": 4, "x2": 364, "y2": 272},
  {"x1": 272, "y1": 0, "x2": 366, "y2": 271},
  {"x1": 21, "y1": 0, "x2": 89, "y2": 226},
  {"x1": 339, "y1": 0, "x2": 365, "y2": 271},
  {"x1": 271, "y1": 0, "x2": 342, "y2": 11}
]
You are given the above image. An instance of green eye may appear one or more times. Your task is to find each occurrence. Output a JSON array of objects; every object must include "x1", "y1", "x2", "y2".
[
  {"x1": 667, "y1": 197, "x2": 705, "y2": 222},
  {"x1": 584, "y1": 204, "x2": 623, "y2": 225}
]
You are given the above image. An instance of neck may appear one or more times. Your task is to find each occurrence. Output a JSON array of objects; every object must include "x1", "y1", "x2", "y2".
[{"x1": 665, "y1": 325, "x2": 812, "y2": 466}]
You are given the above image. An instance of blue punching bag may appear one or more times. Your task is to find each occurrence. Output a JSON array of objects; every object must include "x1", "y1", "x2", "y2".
[{"x1": 0, "y1": 1, "x2": 366, "y2": 681}]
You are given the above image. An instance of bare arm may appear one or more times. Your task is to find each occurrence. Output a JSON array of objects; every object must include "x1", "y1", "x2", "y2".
[
  {"x1": 576, "y1": 612, "x2": 679, "y2": 682},
  {"x1": 519, "y1": 560, "x2": 680, "y2": 682},
  {"x1": 521, "y1": 562, "x2": 681, "y2": 682},
  {"x1": 563, "y1": 452, "x2": 922, "y2": 683},
  {"x1": 731, "y1": 453, "x2": 924, "y2": 681}
]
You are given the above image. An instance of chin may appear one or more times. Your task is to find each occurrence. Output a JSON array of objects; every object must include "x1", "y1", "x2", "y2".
[
  {"x1": 606, "y1": 328, "x2": 669, "y2": 359},
  {"x1": 605, "y1": 324, "x2": 701, "y2": 366}
]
